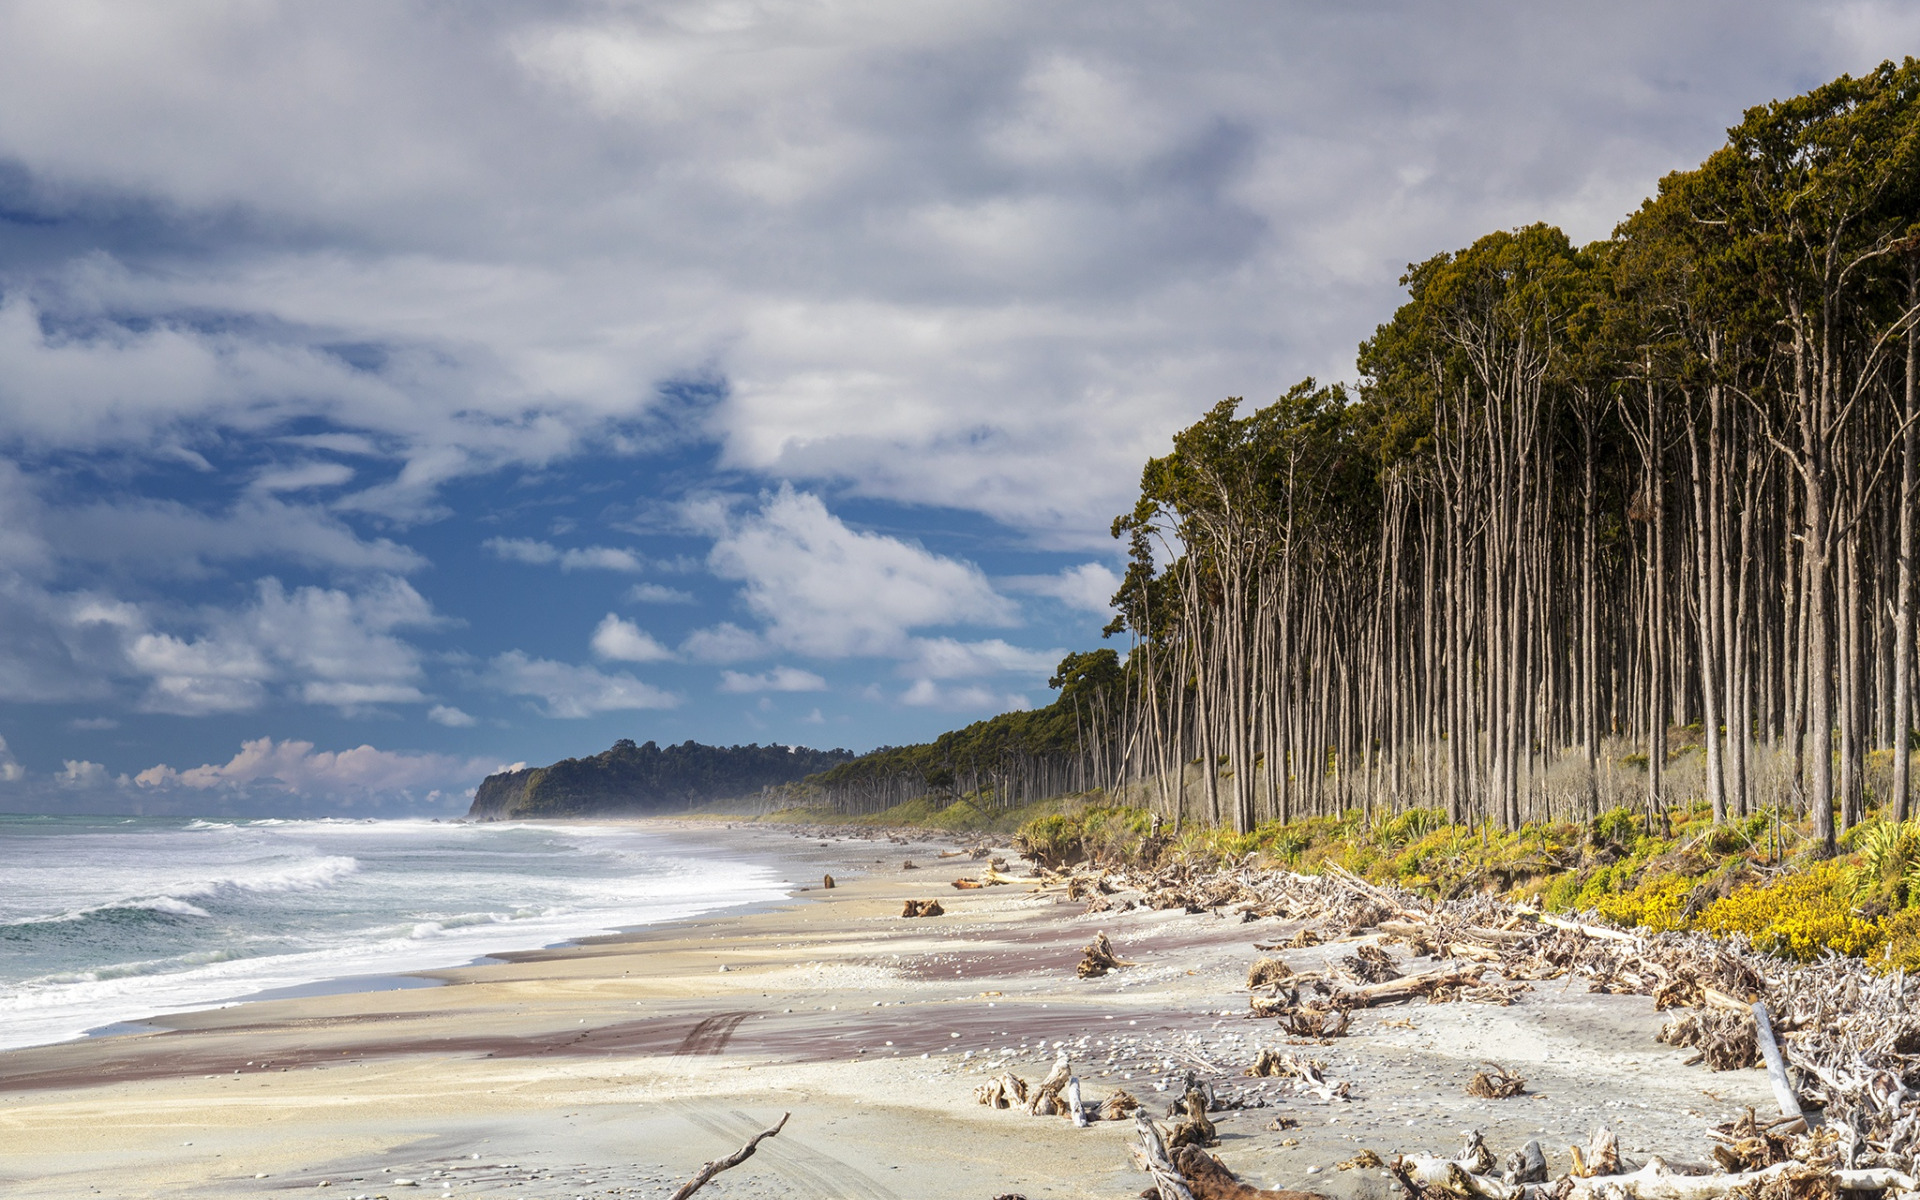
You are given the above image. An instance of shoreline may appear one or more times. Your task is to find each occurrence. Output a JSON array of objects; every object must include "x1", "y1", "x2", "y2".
[
  {"x1": 0, "y1": 820, "x2": 1780, "y2": 1200},
  {"x1": 2, "y1": 816, "x2": 817, "y2": 1056}
]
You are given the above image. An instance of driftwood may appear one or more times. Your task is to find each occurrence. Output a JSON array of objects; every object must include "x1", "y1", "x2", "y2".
[
  {"x1": 1750, "y1": 1001, "x2": 1807, "y2": 1126},
  {"x1": 1095, "y1": 856, "x2": 1920, "y2": 1179},
  {"x1": 975, "y1": 1072, "x2": 1029, "y2": 1108},
  {"x1": 1167, "y1": 1087, "x2": 1219, "y2": 1148},
  {"x1": 1560, "y1": 1159, "x2": 1918, "y2": 1200},
  {"x1": 821, "y1": 874, "x2": 833, "y2": 889},
  {"x1": 1132, "y1": 1115, "x2": 1199, "y2": 1200},
  {"x1": 1404, "y1": 1133, "x2": 1508, "y2": 1199},
  {"x1": 951, "y1": 867, "x2": 1022, "y2": 890},
  {"x1": 667, "y1": 1111, "x2": 789, "y2": 1200},
  {"x1": 900, "y1": 899, "x2": 945, "y2": 917},
  {"x1": 1096, "y1": 1089, "x2": 1141, "y2": 1121},
  {"x1": 1340, "y1": 944, "x2": 1402, "y2": 983},
  {"x1": 1248, "y1": 957, "x2": 1293, "y2": 988},
  {"x1": 1133, "y1": 1114, "x2": 1323, "y2": 1200},
  {"x1": 1078, "y1": 932, "x2": 1135, "y2": 978},
  {"x1": 1465, "y1": 1063, "x2": 1526, "y2": 1098},
  {"x1": 1571, "y1": 1126, "x2": 1620, "y2": 1178},
  {"x1": 1339, "y1": 966, "x2": 1485, "y2": 1007},
  {"x1": 1172, "y1": 1144, "x2": 1328, "y2": 1200},
  {"x1": 1066, "y1": 1076, "x2": 1088, "y2": 1128},
  {"x1": 1027, "y1": 1051, "x2": 1073, "y2": 1116},
  {"x1": 1282, "y1": 1007, "x2": 1351, "y2": 1038},
  {"x1": 1658, "y1": 1009, "x2": 1759, "y2": 1070},
  {"x1": 1243, "y1": 1050, "x2": 1348, "y2": 1101}
]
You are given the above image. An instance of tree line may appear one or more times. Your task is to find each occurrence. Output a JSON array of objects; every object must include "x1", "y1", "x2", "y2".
[{"x1": 1086, "y1": 59, "x2": 1920, "y2": 853}]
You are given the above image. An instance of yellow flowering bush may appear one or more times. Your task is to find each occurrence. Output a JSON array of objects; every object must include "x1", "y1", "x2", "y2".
[
  {"x1": 1697, "y1": 860, "x2": 1884, "y2": 961},
  {"x1": 1595, "y1": 873, "x2": 1694, "y2": 932}
]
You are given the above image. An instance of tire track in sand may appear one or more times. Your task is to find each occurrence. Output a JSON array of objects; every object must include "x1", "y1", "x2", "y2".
[
  {"x1": 680, "y1": 1105, "x2": 897, "y2": 1200},
  {"x1": 672, "y1": 1011, "x2": 751, "y2": 1057}
]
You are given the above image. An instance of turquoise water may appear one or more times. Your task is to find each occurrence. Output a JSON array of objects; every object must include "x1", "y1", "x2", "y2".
[{"x1": 0, "y1": 815, "x2": 788, "y2": 1050}]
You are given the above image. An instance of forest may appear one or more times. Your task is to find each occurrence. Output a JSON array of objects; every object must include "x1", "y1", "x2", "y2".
[
  {"x1": 806, "y1": 59, "x2": 1920, "y2": 855},
  {"x1": 467, "y1": 738, "x2": 853, "y2": 819}
]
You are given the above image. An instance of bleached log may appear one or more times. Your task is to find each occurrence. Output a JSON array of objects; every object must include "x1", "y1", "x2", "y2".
[
  {"x1": 1338, "y1": 966, "x2": 1484, "y2": 1006},
  {"x1": 1702, "y1": 988, "x2": 1750, "y2": 1013},
  {"x1": 1536, "y1": 912, "x2": 1641, "y2": 944},
  {"x1": 1563, "y1": 1161, "x2": 1919, "y2": 1200},
  {"x1": 1067, "y1": 1076, "x2": 1089, "y2": 1128},
  {"x1": 1401, "y1": 1156, "x2": 1519, "y2": 1200},
  {"x1": 1750, "y1": 1001, "x2": 1805, "y2": 1123},
  {"x1": 1447, "y1": 943, "x2": 1505, "y2": 963}
]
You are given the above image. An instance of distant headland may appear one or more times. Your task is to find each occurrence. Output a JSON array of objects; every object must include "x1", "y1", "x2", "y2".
[{"x1": 466, "y1": 738, "x2": 855, "y2": 819}]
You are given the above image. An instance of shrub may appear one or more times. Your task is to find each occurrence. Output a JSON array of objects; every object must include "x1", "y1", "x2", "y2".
[
  {"x1": 1850, "y1": 819, "x2": 1920, "y2": 909},
  {"x1": 1697, "y1": 860, "x2": 1883, "y2": 961},
  {"x1": 1378, "y1": 807, "x2": 1446, "y2": 847},
  {"x1": 1015, "y1": 813, "x2": 1085, "y2": 867},
  {"x1": 1595, "y1": 873, "x2": 1694, "y2": 932},
  {"x1": 1875, "y1": 907, "x2": 1920, "y2": 973}
]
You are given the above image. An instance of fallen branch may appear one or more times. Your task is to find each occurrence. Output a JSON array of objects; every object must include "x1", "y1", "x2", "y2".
[
  {"x1": 1561, "y1": 1160, "x2": 1918, "y2": 1200},
  {"x1": 1750, "y1": 1001, "x2": 1806, "y2": 1126},
  {"x1": 1337, "y1": 966, "x2": 1484, "y2": 1007},
  {"x1": 667, "y1": 1112, "x2": 789, "y2": 1200}
]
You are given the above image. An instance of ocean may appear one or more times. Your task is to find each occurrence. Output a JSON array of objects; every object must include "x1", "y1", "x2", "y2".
[{"x1": 0, "y1": 814, "x2": 790, "y2": 1052}]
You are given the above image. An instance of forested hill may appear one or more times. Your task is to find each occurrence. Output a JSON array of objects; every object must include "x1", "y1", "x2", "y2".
[{"x1": 467, "y1": 739, "x2": 854, "y2": 819}]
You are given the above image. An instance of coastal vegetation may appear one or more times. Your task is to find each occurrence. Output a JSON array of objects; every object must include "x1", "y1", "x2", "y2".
[
  {"x1": 467, "y1": 738, "x2": 853, "y2": 819},
  {"x1": 789, "y1": 59, "x2": 1920, "y2": 871}
]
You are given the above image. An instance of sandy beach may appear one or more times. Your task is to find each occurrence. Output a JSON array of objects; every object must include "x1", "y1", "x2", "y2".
[{"x1": 0, "y1": 823, "x2": 1779, "y2": 1200}]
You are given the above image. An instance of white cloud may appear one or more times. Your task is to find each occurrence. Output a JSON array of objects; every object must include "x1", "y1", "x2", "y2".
[
  {"x1": 0, "y1": 735, "x2": 23, "y2": 783},
  {"x1": 899, "y1": 680, "x2": 1034, "y2": 711},
  {"x1": 900, "y1": 637, "x2": 1060, "y2": 680},
  {"x1": 680, "y1": 621, "x2": 766, "y2": 663},
  {"x1": 133, "y1": 737, "x2": 489, "y2": 800},
  {"x1": 484, "y1": 537, "x2": 561, "y2": 565},
  {"x1": 77, "y1": 575, "x2": 440, "y2": 715},
  {"x1": 590, "y1": 613, "x2": 674, "y2": 662},
  {"x1": 709, "y1": 485, "x2": 1016, "y2": 658},
  {"x1": 58, "y1": 759, "x2": 112, "y2": 788},
  {"x1": 40, "y1": 493, "x2": 423, "y2": 579},
  {"x1": 427, "y1": 704, "x2": 477, "y2": 727},
  {"x1": 484, "y1": 537, "x2": 644, "y2": 572},
  {"x1": 1005, "y1": 562, "x2": 1122, "y2": 615},
  {"x1": 719, "y1": 666, "x2": 827, "y2": 694},
  {"x1": 249, "y1": 461, "x2": 355, "y2": 493},
  {"x1": 626, "y1": 582, "x2": 695, "y2": 604},
  {"x1": 484, "y1": 649, "x2": 679, "y2": 718},
  {"x1": 0, "y1": 4, "x2": 1893, "y2": 546}
]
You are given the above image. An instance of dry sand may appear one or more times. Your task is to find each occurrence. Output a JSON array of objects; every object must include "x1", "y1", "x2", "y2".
[{"x1": 0, "y1": 823, "x2": 1780, "y2": 1199}]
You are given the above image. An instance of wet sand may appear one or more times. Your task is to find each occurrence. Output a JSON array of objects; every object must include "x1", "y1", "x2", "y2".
[{"x1": 0, "y1": 823, "x2": 1778, "y2": 1199}]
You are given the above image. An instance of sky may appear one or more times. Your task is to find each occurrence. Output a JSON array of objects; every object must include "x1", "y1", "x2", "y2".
[{"x1": 0, "y1": 1, "x2": 1912, "y2": 816}]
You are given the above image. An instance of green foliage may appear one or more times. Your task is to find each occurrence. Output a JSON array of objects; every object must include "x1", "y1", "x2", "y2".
[
  {"x1": 1849, "y1": 819, "x2": 1920, "y2": 909},
  {"x1": 472, "y1": 739, "x2": 854, "y2": 818}
]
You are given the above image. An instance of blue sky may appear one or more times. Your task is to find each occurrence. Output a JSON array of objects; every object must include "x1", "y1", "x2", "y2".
[{"x1": 0, "y1": 1, "x2": 1910, "y2": 815}]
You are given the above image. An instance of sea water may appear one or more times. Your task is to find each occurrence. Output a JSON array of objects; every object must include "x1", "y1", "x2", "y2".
[{"x1": 0, "y1": 815, "x2": 790, "y2": 1051}]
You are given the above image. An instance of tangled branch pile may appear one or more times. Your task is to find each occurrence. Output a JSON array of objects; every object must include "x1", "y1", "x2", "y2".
[{"x1": 1058, "y1": 854, "x2": 1920, "y2": 1180}]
